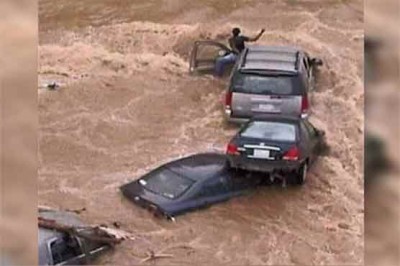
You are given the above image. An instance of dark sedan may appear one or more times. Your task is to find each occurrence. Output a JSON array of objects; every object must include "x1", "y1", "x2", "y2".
[
  {"x1": 120, "y1": 153, "x2": 263, "y2": 219},
  {"x1": 226, "y1": 115, "x2": 326, "y2": 185}
]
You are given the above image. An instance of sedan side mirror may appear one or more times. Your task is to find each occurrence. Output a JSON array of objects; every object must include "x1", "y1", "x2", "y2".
[
  {"x1": 316, "y1": 129, "x2": 325, "y2": 137},
  {"x1": 310, "y1": 58, "x2": 323, "y2": 66}
]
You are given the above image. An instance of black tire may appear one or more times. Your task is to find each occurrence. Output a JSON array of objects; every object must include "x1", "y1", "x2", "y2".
[
  {"x1": 226, "y1": 159, "x2": 236, "y2": 170},
  {"x1": 294, "y1": 162, "x2": 308, "y2": 185}
]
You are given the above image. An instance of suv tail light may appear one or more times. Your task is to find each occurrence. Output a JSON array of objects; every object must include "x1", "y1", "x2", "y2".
[
  {"x1": 226, "y1": 143, "x2": 239, "y2": 155},
  {"x1": 225, "y1": 92, "x2": 232, "y2": 108},
  {"x1": 224, "y1": 92, "x2": 233, "y2": 116},
  {"x1": 301, "y1": 95, "x2": 309, "y2": 117},
  {"x1": 283, "y1": 146, "x2": 300, "y2": 161}
]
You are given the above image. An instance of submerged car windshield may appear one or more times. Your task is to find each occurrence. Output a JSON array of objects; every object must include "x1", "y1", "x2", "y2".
[
  {"x1": 140, "y1": 169, "x2": 194, "y2": 199},
  {"x1": 241, "y1": 121, "x2": 297, "y2": 142},
  {"x1": 232, "y1": 74, "x2": 299, "y2": 95}
]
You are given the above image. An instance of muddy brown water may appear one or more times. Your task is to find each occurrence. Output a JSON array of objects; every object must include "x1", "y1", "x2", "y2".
[{"x1": 38, "y1": 0, "x2": 364, "y2": 265}]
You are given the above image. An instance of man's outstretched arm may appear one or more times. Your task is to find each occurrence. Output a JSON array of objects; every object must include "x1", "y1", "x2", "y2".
[{"x1": 247, "y1": 29, "x2": 265, "y2": 42}]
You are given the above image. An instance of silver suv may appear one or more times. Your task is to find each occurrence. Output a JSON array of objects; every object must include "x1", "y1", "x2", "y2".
[{"x1": 224, "y1": 45, "x2": 322, "y2": 122}]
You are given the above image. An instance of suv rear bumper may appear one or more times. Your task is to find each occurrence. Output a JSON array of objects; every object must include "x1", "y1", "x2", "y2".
[
  {"x1": 224, "y1": 109, "x2": 249, "y2": 123},
  {"x1": 225, "y1": 116, "x2": 249, "y2": 124},
  {"x1": 225, "y1": 109, "x2": 308, "y2": 123},
  {"x1": 228, "y1": 155, "x2": 301, "y2": 173}
]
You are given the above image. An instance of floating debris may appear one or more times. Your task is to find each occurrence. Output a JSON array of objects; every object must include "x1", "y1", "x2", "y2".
[{"x1": 38, "y1": 81, "x2": 61, "y2": 91}]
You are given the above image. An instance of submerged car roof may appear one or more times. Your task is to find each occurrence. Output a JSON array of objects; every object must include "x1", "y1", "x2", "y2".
[
  {"x1": 239, "y1": 45, "x2": 301, "y2": 73},
  {"x1": 38, "y1": 210, "x2": 87, "y2": 265},
  {"x1": 162, "y1": 153, "x2": 229, "y2": 182},
  {"x1": 39, "y1": 210, "x2": 85, "y2": 243}
]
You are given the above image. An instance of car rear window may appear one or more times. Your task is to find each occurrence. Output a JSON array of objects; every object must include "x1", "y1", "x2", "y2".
[
  {"x1": 141, "y1": 169, "x2": 194, "y2": 199},
  {"x1": 231, "y1": 73, "x2": 302, "y2": 95},
  {"x1": 240, "y1": 121, "x2": 297, "y2": 142}
]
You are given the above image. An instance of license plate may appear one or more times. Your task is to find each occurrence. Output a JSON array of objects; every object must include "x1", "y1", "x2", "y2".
[
  {"x1": 253, "y1": 149, "x2": 271, "y2": 159},
  {"x1": 258, "y1": 104, "x2": 276, "y2": 112}
]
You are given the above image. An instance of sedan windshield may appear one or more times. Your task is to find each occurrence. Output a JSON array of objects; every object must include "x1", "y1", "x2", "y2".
[
  {"x1": 141, "y1": 169, "x2": 194, "y2": 199},
  {"x1": 241, "y1": 121, "x2": 297, "y2": 142}
]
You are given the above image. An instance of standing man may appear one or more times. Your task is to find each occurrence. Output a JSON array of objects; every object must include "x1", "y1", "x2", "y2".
[{"x1": 215, "y1": 27, "x2": 265, "y2": 76}]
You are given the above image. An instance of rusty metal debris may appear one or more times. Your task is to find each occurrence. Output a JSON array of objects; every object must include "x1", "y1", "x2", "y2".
[
  {"x1": 38, "y1": 216, "x2": 123, "y2": 246},
  {"x1": 38, "y1": 206, "x2": 135, "y2": 244}
]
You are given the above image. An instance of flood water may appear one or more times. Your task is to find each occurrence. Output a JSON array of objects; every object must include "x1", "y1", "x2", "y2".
[{"x1": 38, "y1": 0, "x2": 364, "y2": 264}]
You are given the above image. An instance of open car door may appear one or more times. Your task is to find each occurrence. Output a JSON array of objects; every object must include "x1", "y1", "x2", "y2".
[{"x1": 189, "y1": 40, "x2": 232, "y2": 74}]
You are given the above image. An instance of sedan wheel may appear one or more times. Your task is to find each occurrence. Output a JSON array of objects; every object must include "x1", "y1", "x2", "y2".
[{"x1": 295, "y1": 163, "x2": 308, "y2": 185}]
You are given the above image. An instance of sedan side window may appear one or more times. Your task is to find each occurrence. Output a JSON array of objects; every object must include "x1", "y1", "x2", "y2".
[
  {"x1": 199, "y1": 178, "x2": 229, "y2": 197},
  {"x1": 300, "y1": 122, "x2": 310, "y2": 141},
  {"x1": 303, "y1": 120, "x2": 317, "y2": 137},
  {"x1": 50, "y1": 235, "x2": 82, "y2": 265}
]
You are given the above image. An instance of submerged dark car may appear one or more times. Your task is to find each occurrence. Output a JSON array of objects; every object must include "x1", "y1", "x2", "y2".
[
  {"x1": 120, "y1": 153, "x2": 263, "y2": 219},
  {"x1": 226, "y1": 115, "x2": 326, "y2": 185}
]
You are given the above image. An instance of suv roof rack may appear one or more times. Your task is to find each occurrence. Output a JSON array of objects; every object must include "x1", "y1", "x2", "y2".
[
  {"x1": 239, "y1": 45, "x2": 301, "y2": 73},
  {"x1": 294, "y1": 51, "x2": 300, "y2": 71}
]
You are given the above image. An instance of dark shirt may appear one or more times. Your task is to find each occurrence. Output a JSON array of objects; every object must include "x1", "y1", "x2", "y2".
[{"x1": 229, "y1": 35, "x2": 250, "y2": 54}]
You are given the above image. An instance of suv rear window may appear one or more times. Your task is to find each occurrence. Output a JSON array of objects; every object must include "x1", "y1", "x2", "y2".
[
  {"x1": 231, "y1": 73, "x2": 303, "y2": 95},
  {"x1": 240, "y1": 121, "x2": 297, "y2": 142},
  {"x1": 141, "y1": 169, "x2": 194, "y2": 199}
]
